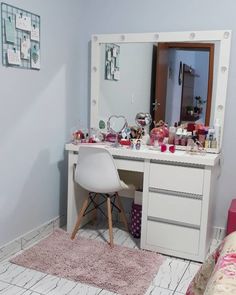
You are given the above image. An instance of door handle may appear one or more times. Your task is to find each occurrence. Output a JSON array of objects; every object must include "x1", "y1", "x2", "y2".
[{"x1": 152, "y1": 99, "x2": 161, "y2": 111}]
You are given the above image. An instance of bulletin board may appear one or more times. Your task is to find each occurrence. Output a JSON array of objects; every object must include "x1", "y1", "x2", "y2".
[{"x1": 1, "y1": 2, "x2": 40, "y2": 70}]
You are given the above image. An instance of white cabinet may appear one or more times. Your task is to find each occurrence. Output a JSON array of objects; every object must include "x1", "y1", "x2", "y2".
[{"x1": 141, "y1": 160, "x2": 218, "y2": 262}]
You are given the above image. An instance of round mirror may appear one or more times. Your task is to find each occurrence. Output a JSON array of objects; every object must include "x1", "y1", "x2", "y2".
[{"x1": 135, "y1": 112, "x2": 152, "y2": 128}]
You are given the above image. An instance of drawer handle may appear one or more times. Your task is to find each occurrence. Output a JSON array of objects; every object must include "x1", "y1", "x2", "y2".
[
  {"x1": 148, "y1": 216, "x2": 200, "y2": 230},
  {"x1": 149, "y1": 187, "x2": 202, "y2": 200},
  {"x1": 150, "y1": 160, "x2": 204, "y2": 169},
  {"x1": 113, "y1": 156, "x2": 144, "y2": 162}
]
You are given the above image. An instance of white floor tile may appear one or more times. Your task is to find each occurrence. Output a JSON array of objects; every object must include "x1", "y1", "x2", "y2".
[
  {"x1": 121, "y1": 236, "x2": 139, "y2": 249},
  {"x1": 0, "y1": 281, "x2": 40, "y2": 295},
  {"x1": 145, "y1": 285, "x2": 173, "y2": 295},
  {"x1": 99, "y1": 290, "x2": 117, "y2": 295},
  {"x1": 30, "y1": 275, "x2": 77, "y2": 294},
  {"x1": 112, "y1": 228, "x2": 130, "y2": 245},
  {"x1": 176, "y1": 262, "x2": 201, "y2": 294},
  {"x1": 21, "y1": 292, "x2": 41, "y2": 295},
  {"x1": 0, "y1": 262, "x2": 46, "y2": 289},
  {"x1": 57, "y1": 281, "x2": 102, "y2": 295},
  {"x1": 152, "y1": 258, "x2": 189, "y2": 291}
]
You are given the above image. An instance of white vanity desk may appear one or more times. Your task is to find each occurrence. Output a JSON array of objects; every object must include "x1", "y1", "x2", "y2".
[{"x1": 66, "y1": 142, "x2": 220, "y2": 262}]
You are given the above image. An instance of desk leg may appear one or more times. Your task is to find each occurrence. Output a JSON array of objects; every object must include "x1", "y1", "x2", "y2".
[{"x1": 140, "y1": 159, "x2": 150, "y2": 249}]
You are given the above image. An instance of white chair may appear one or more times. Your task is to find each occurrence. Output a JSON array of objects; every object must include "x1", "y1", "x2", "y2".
[{"x1": 71, "y1": 146, "x2": 130, "y2": 247}]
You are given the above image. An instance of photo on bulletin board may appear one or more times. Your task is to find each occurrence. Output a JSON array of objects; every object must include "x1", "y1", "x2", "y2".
[
  {"x1": 1, "y1": 2, "x2": 40, "y2": 70},
  {"x1": 105, "y1": 43, "x2": 120, "y2": 81}
]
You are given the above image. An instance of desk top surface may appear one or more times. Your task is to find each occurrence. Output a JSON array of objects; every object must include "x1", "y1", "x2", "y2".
[{"x1": 65, "y1": 143, "x2": 220, "y2": 167}]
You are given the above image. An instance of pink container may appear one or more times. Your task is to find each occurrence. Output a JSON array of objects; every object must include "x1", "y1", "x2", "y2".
[
  {"x1": 227, "y1": 199, "x2": 236, "y2": 235},
  {"x1": 131, "y1": 202, "x2": 142, "y2": 238}
]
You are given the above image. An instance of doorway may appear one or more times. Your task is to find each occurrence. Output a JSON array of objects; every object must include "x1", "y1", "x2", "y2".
[{"x1": 151, "y1": 43, "x2": 214, "y2": 126}]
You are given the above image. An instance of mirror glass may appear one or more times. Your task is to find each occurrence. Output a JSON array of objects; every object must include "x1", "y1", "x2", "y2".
[
  {"x1": 107, "y1": 115, "x2": 127, "y2": 134},
  {"x1": 98, "y1": 42, "x2": 215, "y2": 127}
]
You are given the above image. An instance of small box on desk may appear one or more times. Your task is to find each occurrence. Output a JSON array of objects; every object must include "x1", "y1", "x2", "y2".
[{"x1": 227, "y1": 199, "x2": 236, "y2": 235}]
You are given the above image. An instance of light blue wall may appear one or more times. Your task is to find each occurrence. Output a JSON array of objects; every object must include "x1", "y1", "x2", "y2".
[
  {"x1": 194, "y1": 51, "x2": 209, "y2": 122},
  {"x1": 0, "y1": 0, "x2": 80, "y2": 246},
  {"x1": 99, "y1": 43, "x2": 153, "y2": 125},
  {"x1": 76, "y1": 0, "x2": 236, "y2": 228}
]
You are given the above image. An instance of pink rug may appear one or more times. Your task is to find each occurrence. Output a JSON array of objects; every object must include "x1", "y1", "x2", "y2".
[{"x1": 11, "y1": 229, "x2": 164, "y2": 295}]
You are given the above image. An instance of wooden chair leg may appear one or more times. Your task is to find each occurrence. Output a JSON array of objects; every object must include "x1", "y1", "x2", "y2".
[
  {"x1": 71, "y1": 197, "x2": 89, "y2": 240},
  {"x1": 107, "y1": 197, "x2": 114, "y2": 247},
  {"x1": 116, "y1": 193, "x2": 129, "y2": 232}
]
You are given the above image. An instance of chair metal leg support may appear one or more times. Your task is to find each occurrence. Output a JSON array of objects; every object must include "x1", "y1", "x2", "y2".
[{"x1": 91, "y1": 193, "x2": 99, "y2": 224}]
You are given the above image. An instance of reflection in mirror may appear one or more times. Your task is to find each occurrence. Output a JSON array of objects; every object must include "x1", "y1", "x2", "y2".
[
  {"x1": 135, "y1": 112, "x2": 152, "y2": 144},
  {"x1": 99, "y1": 42, "x2": 214, "y2": 127},
  {"x1": 153, "y1": 43, "x2": 213, "y2": 127},
  {"x1": 99, "y1": 43, "x2": 153, "y2": 126},
  {"x1": 135, "y1": 112, "x2": 152, "y2": 128}
]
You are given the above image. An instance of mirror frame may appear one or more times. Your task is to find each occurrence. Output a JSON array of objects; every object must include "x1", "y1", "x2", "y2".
[{"x1": 90, "y1": 30, "x2": 231, "y2": 149}]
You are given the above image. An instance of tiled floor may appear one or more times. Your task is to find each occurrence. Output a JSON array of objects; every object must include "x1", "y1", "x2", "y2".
[{"x1": 0, "y1": 222, "x2": 220, "y2": 295}]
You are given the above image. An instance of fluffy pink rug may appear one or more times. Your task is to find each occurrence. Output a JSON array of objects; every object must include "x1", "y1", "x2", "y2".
[{"x1": 11, "y1": 229, "x2": 164, "y2": 295}]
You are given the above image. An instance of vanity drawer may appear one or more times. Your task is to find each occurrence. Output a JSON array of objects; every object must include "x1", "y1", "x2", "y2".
[
  {"x1": 148, "y1": 191, "x2": 202, "y2": 226},
  {"x1": 114, "y1": 158, "x2": 144, "y2": 172},
  {"x1": 149, "y1": 163, "x2": 204, "y2": 195},
  {"x1": 146, "y1": 220, "x2": 200, "y2": 255}
]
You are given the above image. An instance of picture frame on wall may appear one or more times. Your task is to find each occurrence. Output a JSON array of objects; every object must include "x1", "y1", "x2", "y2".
[{"x1": 1, "y1": 2, "x2": 41, "y2": 70}]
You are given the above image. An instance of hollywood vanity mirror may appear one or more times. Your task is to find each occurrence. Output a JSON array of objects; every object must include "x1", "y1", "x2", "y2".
[{"x1": 90, "y1": 30, "x2": 231, "y2": 151}]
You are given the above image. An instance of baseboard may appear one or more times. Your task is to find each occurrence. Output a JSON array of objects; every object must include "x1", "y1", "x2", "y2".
[{"x1": 0, "y1": 215, "x2": 66, "y2": 262}]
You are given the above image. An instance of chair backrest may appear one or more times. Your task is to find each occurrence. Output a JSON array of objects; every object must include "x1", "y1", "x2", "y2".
[{"x1": 75, "y1": 146, "x2": 123, "y2": 193}]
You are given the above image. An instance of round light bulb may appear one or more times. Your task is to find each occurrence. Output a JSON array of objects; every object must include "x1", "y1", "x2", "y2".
[{"x1": 224, "y1": 31, "x2": 230, "y2": 39}]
